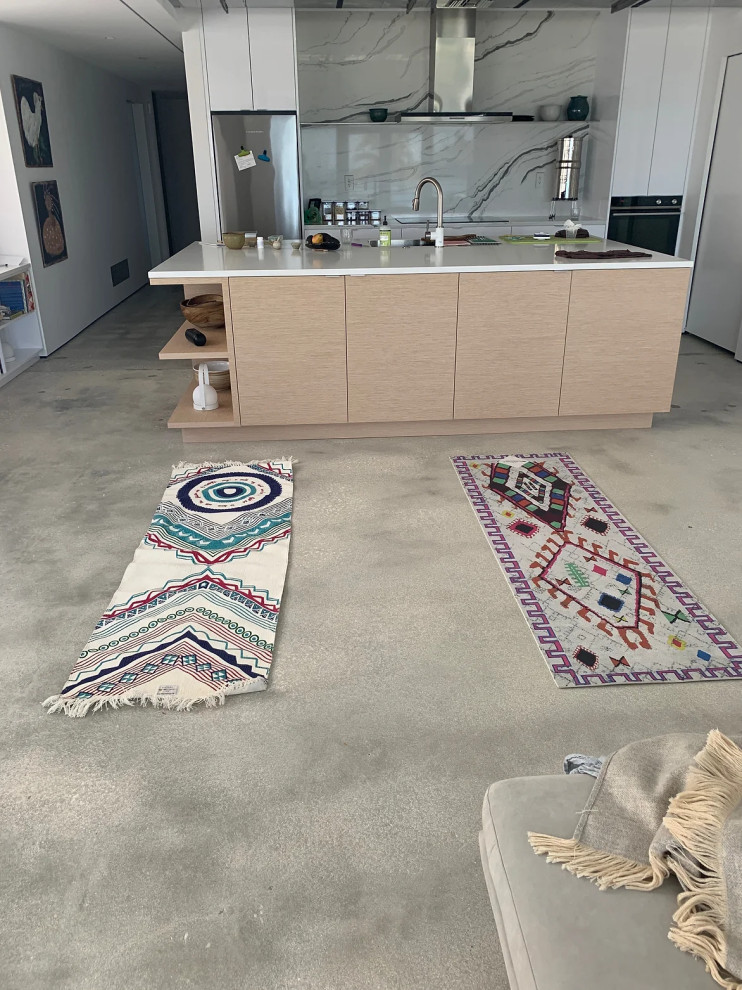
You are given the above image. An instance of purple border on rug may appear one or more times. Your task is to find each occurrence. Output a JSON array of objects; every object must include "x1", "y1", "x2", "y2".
[{"x1": 452, "y1": 452, "x2": 742, "y2": 688}]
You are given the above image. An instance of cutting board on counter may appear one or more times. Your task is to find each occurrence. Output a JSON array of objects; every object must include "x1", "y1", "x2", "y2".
[{"x1": 500, "y1": 234, "x2": 604, "y2": 245}]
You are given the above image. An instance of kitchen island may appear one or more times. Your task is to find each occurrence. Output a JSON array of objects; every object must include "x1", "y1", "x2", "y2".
[{"x1": 149, "y1": 240, "x2": 692, "y2": 443}]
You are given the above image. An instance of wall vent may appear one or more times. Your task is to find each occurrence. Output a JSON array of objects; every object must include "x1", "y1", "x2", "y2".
[{"x1": 111, "y1": 259, "x2": 130, "y2": 287}]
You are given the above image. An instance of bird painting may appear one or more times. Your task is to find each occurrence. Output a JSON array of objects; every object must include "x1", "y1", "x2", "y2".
[{"x1": 12, "y1": 76, "x2": 53, "y2": 168}]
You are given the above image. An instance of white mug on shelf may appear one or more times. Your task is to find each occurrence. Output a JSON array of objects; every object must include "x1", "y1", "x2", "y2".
[{"x1": 192, "y1": 363, "x2": 218, "y2": 411}]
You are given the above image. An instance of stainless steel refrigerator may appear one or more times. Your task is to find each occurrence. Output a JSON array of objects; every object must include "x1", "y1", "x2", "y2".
[{"x1": 211, "y1": 111, "x2": 301, "y2": 240}]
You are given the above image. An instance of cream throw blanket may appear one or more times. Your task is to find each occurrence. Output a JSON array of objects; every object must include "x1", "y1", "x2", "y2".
[{"x1": 529, "y1": 731, "x2": 742, "y2": 989}]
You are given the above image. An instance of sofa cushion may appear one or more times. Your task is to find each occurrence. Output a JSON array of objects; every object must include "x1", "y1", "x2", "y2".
[{"x1": 480, "y1": 775, "x2": 715, "y2": 990}]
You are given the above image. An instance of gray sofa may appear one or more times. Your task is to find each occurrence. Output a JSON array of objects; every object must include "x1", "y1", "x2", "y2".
[{"x1": 480, "y1": 775, "x2": 716, "y2": 990}]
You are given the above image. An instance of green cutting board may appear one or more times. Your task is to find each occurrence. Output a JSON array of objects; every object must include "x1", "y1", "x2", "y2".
[{"x1": 500, "y1": 234, "x2": 604, "y2": 244}]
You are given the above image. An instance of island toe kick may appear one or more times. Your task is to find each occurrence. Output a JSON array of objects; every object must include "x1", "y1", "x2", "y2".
[{"x1": 150, "y1": 247, "x2": 691, "y2": 442}]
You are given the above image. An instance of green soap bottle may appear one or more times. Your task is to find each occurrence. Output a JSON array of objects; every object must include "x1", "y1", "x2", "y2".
[{"x1": 379, "y1": 216, "x2": 391, "y2": 248}]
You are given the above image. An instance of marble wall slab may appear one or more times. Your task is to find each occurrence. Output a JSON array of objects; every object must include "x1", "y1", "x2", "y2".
[
  {"x1": 473, "y1": 11, "x2": 601, "y2": 116},
  {"x1": 295, "y1": 12, "x2": 430, "y2": 123},
  {"x1": 296, "y1": 10, "x2": 601, "y2": 216},
  {"x1": 300, "y1": 120, "x2": 589, "y2": 218}
]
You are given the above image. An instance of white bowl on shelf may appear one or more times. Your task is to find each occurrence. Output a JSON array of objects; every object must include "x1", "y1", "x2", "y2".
[{"x1": 538, "y1": 104, "x2": 561, "y2": 122}]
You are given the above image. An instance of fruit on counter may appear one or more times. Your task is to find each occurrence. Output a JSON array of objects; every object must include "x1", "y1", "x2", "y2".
[{"x1": 306, "y1": 232, "x2": 341, "y2": 251}]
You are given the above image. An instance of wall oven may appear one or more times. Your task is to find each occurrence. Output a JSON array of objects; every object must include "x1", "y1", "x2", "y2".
[{"x1": 608, "y1": 196, "x2": 682, "y2": 255}]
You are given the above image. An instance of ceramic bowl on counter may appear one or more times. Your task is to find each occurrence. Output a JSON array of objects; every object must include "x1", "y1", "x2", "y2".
[
  {"x1": 369, "y1": 108, "x2": 388, "y2": 122},
  {"x1": 222, "y1": 231, "x2": 245, "y2": 249}
]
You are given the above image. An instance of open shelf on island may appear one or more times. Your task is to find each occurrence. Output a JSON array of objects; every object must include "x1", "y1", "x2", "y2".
[
  {"x1": 168, "y1": 382, "x2": 235, "y2": 429},
  {"x1": 159, "y1": 321, "x2": 229, "y2": 361}
]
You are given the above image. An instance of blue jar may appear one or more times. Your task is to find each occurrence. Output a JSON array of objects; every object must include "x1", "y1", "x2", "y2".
[{"x1": 567, "y1": 96, "x2": 589, "y2": 121}]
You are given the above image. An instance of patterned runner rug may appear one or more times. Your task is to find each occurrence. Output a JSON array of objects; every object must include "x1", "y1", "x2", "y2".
[
  {"x1": 453, "y1": 453, "x2": 742, "y2": 688},
  {"x1": 44, "y1": 460, "x2": 293, "y2": 716}
]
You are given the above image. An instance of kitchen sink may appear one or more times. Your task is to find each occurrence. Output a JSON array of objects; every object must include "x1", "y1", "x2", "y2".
[{"x1": 368, "y1": 238, "x2": 424, "y2": 248}]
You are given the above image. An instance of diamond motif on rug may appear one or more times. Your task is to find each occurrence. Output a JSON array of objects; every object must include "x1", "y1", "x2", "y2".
[
  {"x1": 44, "y1": 460, "x2": 293, "y2": 716},
  {"x1": 453, "y1": 453, "x2": 742, "y2": 688}
]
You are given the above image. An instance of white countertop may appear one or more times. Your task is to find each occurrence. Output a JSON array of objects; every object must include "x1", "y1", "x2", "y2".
[{"x1": 149, "y1": 240, "x2": 693, "y2": 280}]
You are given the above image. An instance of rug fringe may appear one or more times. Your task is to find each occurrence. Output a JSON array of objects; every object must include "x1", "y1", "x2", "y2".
[
  {"x1": 663, "y1": 730, "x2": 742, "y2": 990},
  {"x1": 527, "y1": 833, "x2": 668, "y2": 891},
  {"x1": 42, "y1": 681, "x2": 262, "y2": 718}
]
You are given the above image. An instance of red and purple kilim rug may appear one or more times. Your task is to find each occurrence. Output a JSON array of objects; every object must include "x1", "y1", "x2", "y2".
[{"x1": 452, "y1": 453, "x2": 742, "y2": 688}]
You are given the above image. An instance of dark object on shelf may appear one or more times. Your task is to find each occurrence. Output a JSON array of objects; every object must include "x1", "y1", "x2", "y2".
[
  {"x1": 306, "y1": 232, "x2": 341, "y2": 251},
  {"x1": 556, "y1": 248, "x2": 651, "y2": 259},
  {"x1": 554, "y1": 228, "x2": 590, "y2": 238},
  {"x1": 567, "y1": 96, "x2": 589, "y2": 121},
  {"x1": 512, "y1": 114, "x2": 535, "y2": 122},
  {"x1": 185, "y1": 327, "x2": 207, "y2": 347},
  {"x1": 308, "y1": 198, "x2": 321, "y2": 210},
  {"x1": 369, "y1": 108, "x2": 388, "y2": 122},
  {"x1": 180, "y1": 294, "x2": 225, "y2": 330}
]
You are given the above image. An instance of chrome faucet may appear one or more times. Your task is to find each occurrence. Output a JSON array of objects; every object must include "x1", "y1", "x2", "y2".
[{"x1": 412, "y1": 176, "x2": 445, "y2": 247}]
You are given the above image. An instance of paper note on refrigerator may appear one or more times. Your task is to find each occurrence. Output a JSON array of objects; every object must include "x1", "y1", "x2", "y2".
[{"x1": 235, "y1": 150, "x2": 256, "y2": 171}]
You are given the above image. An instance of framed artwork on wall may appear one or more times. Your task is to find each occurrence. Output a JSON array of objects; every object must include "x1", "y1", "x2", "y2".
[
  {"x1": 11, "y1": 75, "x2": 53, "y2": 168},
  {"x1": 31, "y1": 180, "x2": 68, "y2": 267}
]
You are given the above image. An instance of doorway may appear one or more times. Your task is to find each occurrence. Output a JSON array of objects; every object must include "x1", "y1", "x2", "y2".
[{"x1": 153, "y1": 91, "x2": 200, "y2": 256}]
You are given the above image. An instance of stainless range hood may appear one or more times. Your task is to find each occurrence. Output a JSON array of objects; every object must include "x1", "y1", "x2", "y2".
[{"x1": 400, "y1": 8, "x2": 512, "y2": 123}]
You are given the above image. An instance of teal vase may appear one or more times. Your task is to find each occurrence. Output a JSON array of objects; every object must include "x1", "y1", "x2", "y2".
[{"x1": 567, "y1": 96, "x2": 589, "y2": 121}]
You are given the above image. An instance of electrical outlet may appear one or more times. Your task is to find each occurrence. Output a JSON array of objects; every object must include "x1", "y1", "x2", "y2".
[
  {"x1": 535, "y1": 171, "x2": 544, "y2": 189},
  {"x1": 344, "y1": 174, "x2": 354, "y2": 192}
]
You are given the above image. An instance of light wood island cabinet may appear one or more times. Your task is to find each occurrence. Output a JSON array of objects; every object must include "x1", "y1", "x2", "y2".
[
  {"x1": 455, "y1": 271, "x2": 571, "y2": 420},
  {"x1": 559, "y1": 268, "x2": 691, "y2": 416},
  {"x1": 345, "y1": 274, "x2": 458, "y2": 422},
  {"x1": 230, "y1": 276, "x2": 347, "y2": 425},
  {"x1": 151, "y1": 243, "x2": 692, "y2": 441}
]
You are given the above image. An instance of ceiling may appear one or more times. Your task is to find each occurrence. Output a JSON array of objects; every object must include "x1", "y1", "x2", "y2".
[{"x1": 0, "y1": 0, "x2": 186, "y2": 89}]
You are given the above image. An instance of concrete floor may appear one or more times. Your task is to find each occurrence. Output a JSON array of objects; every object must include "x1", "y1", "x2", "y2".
[{"x1": 1, "y1": 284, "x2": 741, "y2": 990}]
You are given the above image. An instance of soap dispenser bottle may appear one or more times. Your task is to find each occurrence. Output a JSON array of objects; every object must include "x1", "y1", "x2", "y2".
[{"x1": 379, "y1": 216, "x2": 392, "y2": 248}]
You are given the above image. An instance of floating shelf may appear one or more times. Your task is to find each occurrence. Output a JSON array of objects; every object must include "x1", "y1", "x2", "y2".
[
  {"x1": 159, "y1": 321, "x2": 229, "y2": 361},
  {"x1": 168, "y1": 382, "x2": 235, "y2": 429}
]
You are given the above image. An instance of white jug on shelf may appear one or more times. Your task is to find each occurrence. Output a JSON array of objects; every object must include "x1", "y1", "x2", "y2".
[{"x1": 193, "y1": 362, "x2": 218, "y2": 411}]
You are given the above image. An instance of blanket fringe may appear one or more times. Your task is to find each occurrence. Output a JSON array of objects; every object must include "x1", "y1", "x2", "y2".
[
  {"x1": 527, "y1": 833, "x2": 668, "y2": 890},
  {"x1": 663, "y1": 730, "x2": 742, "y2": 990},
  {"x1": 41, "y1": 682, "x2": 257, "y2": 718}
]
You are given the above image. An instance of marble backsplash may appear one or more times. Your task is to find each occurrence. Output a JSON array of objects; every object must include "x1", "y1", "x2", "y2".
[
  {"x1": 296, "y1": 11, "x2": 430, "y2": 124},
  {"x1": 296, "y1": 10, "x2": 601, "y2": 123},
  {"x1": 300, "y1": 120, "x2": 590, "y2": 218}
]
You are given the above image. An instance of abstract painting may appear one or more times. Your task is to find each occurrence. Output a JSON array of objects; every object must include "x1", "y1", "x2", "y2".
[
  {"x1": 31, "y1": 180, "x2": 67, "y2": 267},
  {"x1": 11, "y1": 75, "x2": 53, "y2": 168}
]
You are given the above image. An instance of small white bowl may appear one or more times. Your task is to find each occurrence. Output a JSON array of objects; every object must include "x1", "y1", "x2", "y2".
[
  {"x1": 539, "y1": 104, "x2": 561, "y2": 122},
  {"x1": 291, "y1": 241, "x2": 302, "y2": 250}
]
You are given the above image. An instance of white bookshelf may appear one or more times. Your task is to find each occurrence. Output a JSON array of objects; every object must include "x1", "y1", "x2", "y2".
[{"x1": 0, "y1": 256, "x2": 44, "y2": 388}]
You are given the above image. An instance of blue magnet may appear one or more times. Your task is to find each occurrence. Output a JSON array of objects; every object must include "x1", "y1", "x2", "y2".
[{"x1": 257, "y1": 149, "x2": 270, "y2": 162}]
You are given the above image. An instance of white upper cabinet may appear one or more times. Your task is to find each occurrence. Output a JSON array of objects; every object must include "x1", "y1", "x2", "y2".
[
  {"x1": 202, "y1": 7, "x2": 254, "y2": 112},
  {"x1": 612, "y1": 8, "x2": 708, "y2": 197},
  {"x1": 248, "y1": 10, "x2": 298, "y2": 111},
  {"x1": 648, "y1": 9, "x2": 709, "y2": 195},
  {"x1": 612, "y1": 9, "x2": 669, "y2": 197}
]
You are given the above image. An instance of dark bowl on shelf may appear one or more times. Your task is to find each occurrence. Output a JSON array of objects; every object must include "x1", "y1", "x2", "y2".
[{"x1": 369, "y1": 108, "x2": 388, "y2": 123}]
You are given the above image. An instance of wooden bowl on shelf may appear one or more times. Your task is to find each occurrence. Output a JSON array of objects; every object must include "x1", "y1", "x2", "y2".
[
  {"x1": 192, "y1": 359, "x2": 230, "y2": 391},
  {"x1": 180, "y1": 294, "x2": 225, "y2": 331}
]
